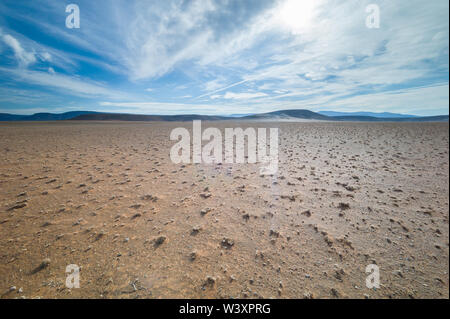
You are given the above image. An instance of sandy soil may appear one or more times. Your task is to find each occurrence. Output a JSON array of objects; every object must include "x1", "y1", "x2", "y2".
[{"x1": 0, "y1": 121, "x2": 448, "y2": 299}]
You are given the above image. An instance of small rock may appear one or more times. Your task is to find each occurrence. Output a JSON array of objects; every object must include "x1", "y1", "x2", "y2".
[
  {"x1": 154, "y1": 236, "x2": 166, "y2": 247},
  {"x1": 204, "y1": 276, "x2": 215, "y2": 287},
  {"x1": 338, "y1": 202, "x2": 350, "y2": 210},
  {"x1": 301, "y1": 210, "x2": 312, "y2": 217},
  {"x1": 200, "y1": 208, "x2": 211, "y2": 215},
  {"x1": 31, "y1": 258, "x2": 50, "y2": 274},
  {"x1": 221, "y1": 238, "x2": 234, "y2": 249},
  {"x1": 190, "y1": 251, "x2": 197, "y2": 261}
]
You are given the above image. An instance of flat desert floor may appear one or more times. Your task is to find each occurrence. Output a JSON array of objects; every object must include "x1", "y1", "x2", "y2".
[{"x1": 0, "y1": 121, "x2": 448, "y2": 299}]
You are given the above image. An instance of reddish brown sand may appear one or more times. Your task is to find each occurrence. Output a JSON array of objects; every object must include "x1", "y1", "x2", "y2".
[{"x1": 0, "y1": 121, "x2": 448, "y2": 299}]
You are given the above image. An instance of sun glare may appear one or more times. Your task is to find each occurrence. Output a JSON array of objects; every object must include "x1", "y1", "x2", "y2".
[{"x1": 278, "y1": 0, "x2": 317, "y2": 34}]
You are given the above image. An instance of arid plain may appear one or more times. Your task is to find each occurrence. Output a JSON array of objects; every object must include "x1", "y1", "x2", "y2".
[{"x1": 0, "y1": 121, "x2": 448, "y2": 299}]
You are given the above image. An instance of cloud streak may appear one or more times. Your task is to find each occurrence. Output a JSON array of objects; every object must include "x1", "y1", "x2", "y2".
[{"x1": 1, "y1": 31, "x2": 36, "y2": 67}]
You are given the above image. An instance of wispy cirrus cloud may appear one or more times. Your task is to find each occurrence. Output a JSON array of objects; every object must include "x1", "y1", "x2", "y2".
[
  {"x1": 223, "y1": 92, "x2": 268, "y2": 99},
  {"x1": 0, "y1": 67, "x2": 128, "y2": 100},
  {"x1": 1, "y1": 30, "x2": 36, "y2": 67}
]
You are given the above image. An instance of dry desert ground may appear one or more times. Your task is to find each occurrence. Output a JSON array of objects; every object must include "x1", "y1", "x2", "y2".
[{"x1": 0, "y1": 121, "x2": 448, "y2": 299}]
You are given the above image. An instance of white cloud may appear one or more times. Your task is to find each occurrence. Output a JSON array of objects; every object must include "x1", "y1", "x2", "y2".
[
  {"x1": 1, "y1": 33, "x2": 36, "y2": 67},
  {"x1": 197, "y1": 79, "x2": 249, "y2": 99},
  {"x1": 98, "y1": 101, "x2": 235, "y2": 115},
  {"x1": 223, "y1": 92, "x2": 268, "y2": 99},
  {"x1": 316, "y1": 84, "x2": 450, "y2": 115},
  {"x1": 0, "y1": 67, "x2": 127, "y2": 99},
  {"x1": 40, "y1": 52, "x2": 52, "y2": 62}
]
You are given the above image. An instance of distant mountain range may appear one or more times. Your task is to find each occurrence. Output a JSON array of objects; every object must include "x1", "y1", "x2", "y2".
[
  {"x1": 318, "y1": 111, "x2": 418, "y2": 118},
  {"x1": 0, "y1": 111, "x2": 98, "y2": 121},
  {"x1": 0, "y1": 109, "x2": 448, "y2": 122}
]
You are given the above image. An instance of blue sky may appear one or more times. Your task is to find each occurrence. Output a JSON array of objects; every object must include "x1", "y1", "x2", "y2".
[{"x1": 0, "y1": 0, "x2": 448, "y2": 116}]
